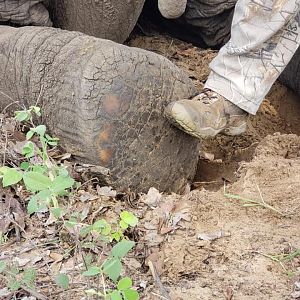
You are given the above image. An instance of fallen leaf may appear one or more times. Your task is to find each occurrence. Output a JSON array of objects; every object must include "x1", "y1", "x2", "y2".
[
  {"x1": 160, "y1": 226, "x2": 174, "y2": 235},
  {"x1": 79, "y1": 192, "x2": 98, "y2": 202},
  {"x1": 0, "y1": 288, "x2": 11, "y2": 297},
  {"x1": 199, "y1": 151, "x2": 215, "y2": 161},
  {"x1": 142, "y1": 187, "x2": 163, "y2": 206},
  {"x1": 49, "y1": 252, "x2": 64, "y2": 262},
  {"x1": 291, "y1": 291, "x2": 300, "y2": 299},
  {"x1": 13, "y1": 257, "x2": 30, "y2": 267},
  {"x1": 97, "y1": 186, "x2": 117, "y2": 198},
  {"x1": 0, "y1": 187, "x2": 25, "y2": 236},
  {"x1": 171, "y1": 212, "x2": 191, "y2": 227},
  {"x1": 198, "y1": 231, "x2": 231, "y2": 241},
  {"x1": 146, "y1": 250, "x2": 165, "y2": 275}
]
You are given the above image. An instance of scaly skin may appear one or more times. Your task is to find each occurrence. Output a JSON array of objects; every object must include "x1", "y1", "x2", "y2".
[
  {"x1": 46, "y1": 0, "x2": 145, "y2": 43},
  {"x1": 0, "y1": 26, "x2": 200, "y2": 193}
]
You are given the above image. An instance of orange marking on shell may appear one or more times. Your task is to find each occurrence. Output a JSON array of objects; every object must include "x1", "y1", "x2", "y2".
[
  {"x1": 98, "y1": 126, "x2": 112, "y2": 142},
  {"x1": 103, "y1": 94, "x2": 121, "y2": 115},
  {"x1": 96, "y1": 124, "x2": 115, "y2": 166},
  {"x1": 98, "y1": 148, "x2": 113, "y2": 166}
]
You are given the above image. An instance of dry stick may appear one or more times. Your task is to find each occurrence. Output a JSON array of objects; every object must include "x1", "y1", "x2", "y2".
[
  {"x1": 151, "y1": 292, "x2": 170, "y2": 300},
  {"x1": 148, "y1": 260, "x2": 171, "y2": 300},
  {"x1": 2, "y1": 129, "x2": 8, "y2": 165},
  {"x1": 21, "y1": 284, "x2": 48, "y2": 300},
  {"x1": 1, "y1": 100, "x2": 21, "y2": 114}
]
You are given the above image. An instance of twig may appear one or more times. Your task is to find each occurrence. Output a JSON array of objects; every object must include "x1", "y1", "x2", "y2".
[
  {"x1": 223, "y1": 182, "x2": 285, "y2": 216},
  {"x1": 151, "y1": 292, "x2": 170, "y2": 300},
  {"x1": 2, "y1": 129, "x2": 8, "y2": 165},
  {"x1": 148, "y1": 260, "x2": 171, "y2": 300},
  {"x1": 255, "y1": 182, "x2": 267, "y2": 206},
  {"x1": 1, "y1": 100, "x2": 21, "y2": 114},
  {"x1": 21, "y1": 284, "x2": 48, "y2": 300}
]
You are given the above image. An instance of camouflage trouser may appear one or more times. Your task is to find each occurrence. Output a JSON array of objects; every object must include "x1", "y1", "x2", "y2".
[{"x1": 205, "y1": 0, "x2": 300, "y2": 114}]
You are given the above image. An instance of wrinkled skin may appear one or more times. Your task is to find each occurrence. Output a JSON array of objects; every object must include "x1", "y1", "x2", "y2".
[
  {"x1": 1, "y1": 0, "x2": 145, "y2": 43},
  {"x1": 0, "y1": 2, "x2": 200, "y2": 193},
  {"x1": 45, "y1": 0, "x2": 145, "y2": 43}
]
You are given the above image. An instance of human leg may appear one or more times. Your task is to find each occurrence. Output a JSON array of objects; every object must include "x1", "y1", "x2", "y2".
[{"x1": 165, "y1": 0, "x2": 300, "y2": 138}]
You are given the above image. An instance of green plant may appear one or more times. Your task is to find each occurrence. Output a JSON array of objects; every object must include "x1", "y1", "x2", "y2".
[
  {"x1": 0, "y1": 106, "x2": 75, "y2": 214},
  {"x1": 69, "y1": 212, "x2": 139, "y2": 299},
  {"x1": 0, "y1": 107, "x2": 140, "y2": 299},
  {"x1": 0, "y1": 231, "x2": 8, "y2": 244},
  {"x1": 223, "y1": 183, "x2": 284, "y2": 216},
  {"x1": 79, "y1": 211, "x2": 138, "y2": 243},
  {"x1": 258, "y1": 249, "x2": 300, "y2": 276},
  {"x1": 86, "y1": 277, "x2": 139, "y2": 300},
  {"x1": 0, "y1": 262, "x2": 36, "y2": 292}
]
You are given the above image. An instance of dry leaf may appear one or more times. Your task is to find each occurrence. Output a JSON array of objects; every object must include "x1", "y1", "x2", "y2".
[
  {"x1": 49, "y1": 252, "x2": 64, "y2": 262},
  {"x1": 198, "y1": 231, "x2": 231, "y2": 241},
  {"x1": 0, "y1": 188, "x2": 25, "y2": 235},
  {"x1": 97, "y1": 186, "x2": 117, "y2": 198},
  {"x1": 13, "y1": 257, "x2": 30, "y2": 267},
  {"x1": 142, "y1": 187, "x2": 163, "y2": 207}
]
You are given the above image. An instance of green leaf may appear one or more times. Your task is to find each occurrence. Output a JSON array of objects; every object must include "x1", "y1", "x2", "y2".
[
  {"x1": 0, "y1": 261, "x2": 6, "y2": 273},
  {"x1": 29, "y1": 106, "x2": 41, "y2": 116},
  {"x1": 120, "y1": 211, "x2": 138, "y2": 227},
  {"x1": 119, "y1": 220, "x2": 129, "y2": 230},
  {"x1": 111, "y1": 231, "x2": 123, "y2": 242},
  {"x1": 110, "y1": 290, "x2": 122, "y2": 300},
  {"x1": 8, "y1": 279, "x2": 21, "y2": 291},
  {"x1": 82, "y1": 266, "x2": 102, "y2": 277},
  {"x1": 22, "y1": 268, "x2": 36, "y2": 288},
  {"x1": 102, "y1": 258, "x2": 122, "y2": 282},
  {"x1": 65, "y1": 220, "x2": 77, "y2": 228},
  {"x1": 20, "y1": 162, "x2": 30, "y2": 171},
  {"x1": 50, "y1": 175, "x2": 74, "y2": 194},
  {"x1": 82, "y1": 242, "x2": 96, "y2": 250},
  {"x1": 26, "y1": 130, "x2": 34, "y2": 140},
  {"x1": 83, "y1": 254, "x2": 93, "y2": 268},
  {"x1": 93, "y1": 219, "x2": 111, "y2": 235},
  {"x1": 111, "y1": 240, "x2": 135, "y2": 259},
  {"x1": 27, "y1": 190, "x2": 51, "y2": 214},
  {"x1": 23, "y1": 172, "x2": 52, "y2": 192},
  {"x1": 2, "y1": 168, "x2": 22, "y2": 187},
  {"x1": 80, "y1": 225, "x2": 93, "y2": 237},
  {"x1": 55, "y1": 273, "x2": 69, "y2": 289},
  {"x1": 51, "y1": 207, "x2": 64, "y2": 219},
  {"x1": 33, "y1": 125, "x2": 46, "y2": 136},
  {"x1": 85, "y1": 289, "x2": 100, "y2": 296},
  {"x1": 58, "y1": 168, "x2": 69, "y2": 178},
  {"x1": 122, "y1": 289, "x2": 139, "y2": 300},
  {"x1": 22, "y1": 141, "x2": 35, "y2": 158},
  {"x1": 117, "y1": 277, "x2": 132, "y2": 291},
  {"x1": 15, "y1": 110, "x2": 30, "y2": 122},
  {"x1": 0, "y1": 166, "x2": 9, "y2": 174},
  {"x1": 32, "y1": 165, "x2": 46, "y2": 174}
]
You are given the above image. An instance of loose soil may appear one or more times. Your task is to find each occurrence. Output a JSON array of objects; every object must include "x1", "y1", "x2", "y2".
[{"x1": 0, "y1": 34, "x2": 299, "y2": 300}]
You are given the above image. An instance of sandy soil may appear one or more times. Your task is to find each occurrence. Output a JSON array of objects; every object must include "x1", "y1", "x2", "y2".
[{"x1": 129, "y1": 35, "x2": 300, "y2": 300}]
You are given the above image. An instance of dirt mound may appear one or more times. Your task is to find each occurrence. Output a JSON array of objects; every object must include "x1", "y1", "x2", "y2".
[{"x1": 158, "y1": 134, "x2": 300, "y2": 299}]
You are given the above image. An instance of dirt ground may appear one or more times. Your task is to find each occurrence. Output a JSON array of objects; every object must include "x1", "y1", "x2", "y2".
[
  {"x1": 0, "y1": 34, "x2": 300, "y2": 300},
  {"x1": 129, "y1": 35, "x2": 300, "y2": 299}
]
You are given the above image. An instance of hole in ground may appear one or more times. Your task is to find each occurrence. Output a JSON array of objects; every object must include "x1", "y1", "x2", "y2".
[{"x1": 193, "y1": 84, "x2": 300, "y2": 191}]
